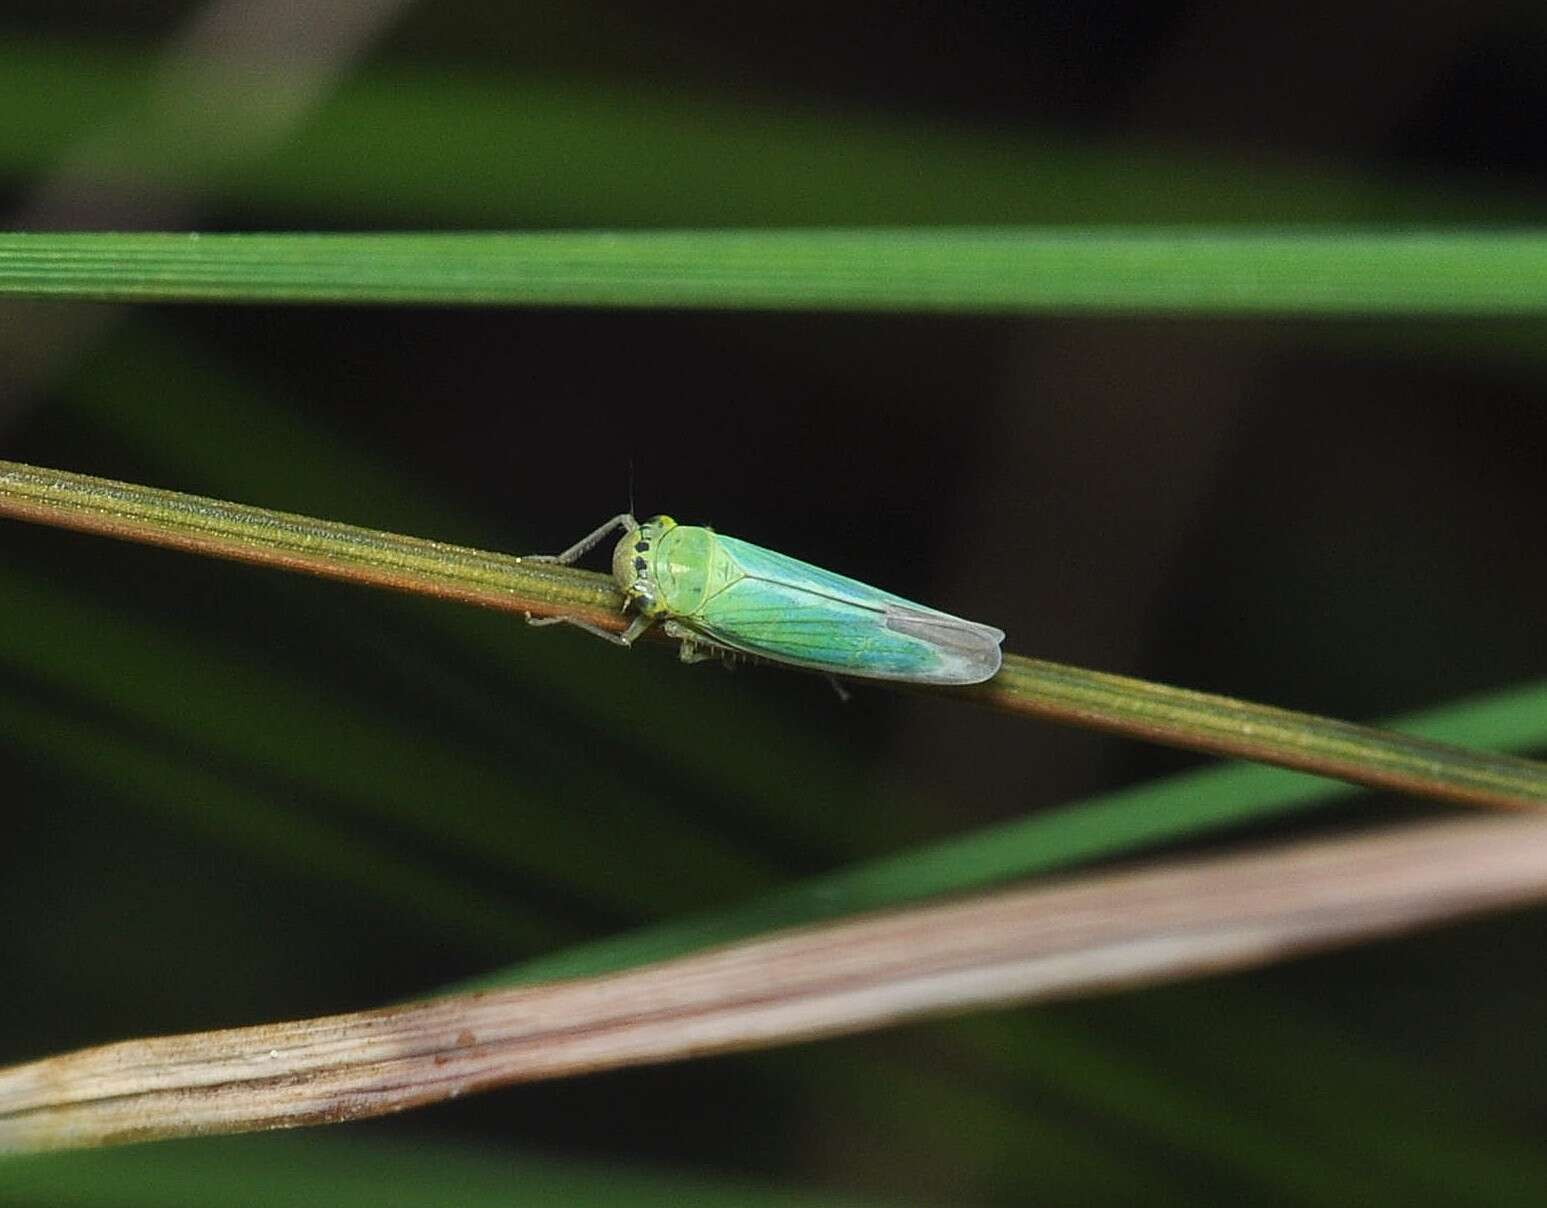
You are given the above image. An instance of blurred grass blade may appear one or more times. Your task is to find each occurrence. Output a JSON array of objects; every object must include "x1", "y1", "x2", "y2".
[
  {"x1": 948, "y1": 1002, "x2": 1547, "y2": 1204},
  {"x1": 0, "y1": 687, "x2": 556, "y2": 953},
  {"x1": 0, "y1": 561, "x2": 772, "y2": 920},
  {"x1": 7, "y1": 230, "x2": 1547, "y2": 313},
  {"x1": 781, "y1": 1042, "x2": 1197, "y2": 1205},
  {"x1": 0, "y1": 1132, "x2": 892, "y2": 1208},
  {"x1": 1060, "y1": 980, "x2": 1547, "y2": 1201},
  {"x1": 0, "y1": 36, "x2": 1532, "y2": 229},
  {"x1": 478, "y1": 678, "x2": 1547, "y2": 987},
  {"x1": 7, "y1": 814, "x2": 1547, "y2": 1151}
]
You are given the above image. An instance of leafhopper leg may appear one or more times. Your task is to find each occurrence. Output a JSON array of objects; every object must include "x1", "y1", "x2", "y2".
[
  {"x1": 525, "y1": 610, "x2": 654, "y2": 647},
  {"x1": 524, "y1": 514, "x2": 638, "y2": 565},
  {"x1": 663, "y1": 619, "x2": 738, "y2": 668}
]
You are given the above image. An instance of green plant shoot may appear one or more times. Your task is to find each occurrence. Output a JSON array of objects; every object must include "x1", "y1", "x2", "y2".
[{"x1": 528, "y1": 514, "x2": 1004, "y2": 684}]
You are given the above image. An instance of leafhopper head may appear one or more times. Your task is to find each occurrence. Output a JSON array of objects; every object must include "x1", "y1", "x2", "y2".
[{"x1": 613, "y1": 514, "x2": 678, "y2": 617}]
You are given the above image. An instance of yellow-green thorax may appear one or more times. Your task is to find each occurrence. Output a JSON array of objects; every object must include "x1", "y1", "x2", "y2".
[{"x1": 612, "y1": 515, "x2": 740, "y2": 620}]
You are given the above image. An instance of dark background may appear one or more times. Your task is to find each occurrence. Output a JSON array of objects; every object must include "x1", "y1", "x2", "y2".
[{"x1": 1, "y1": 3, "x2": 1545, "y2": 1204}]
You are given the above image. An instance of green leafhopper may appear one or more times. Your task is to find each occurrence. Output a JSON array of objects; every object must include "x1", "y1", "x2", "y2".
[{"x1": 528, "y1": 514, "x2": 1004, "y2": 684}]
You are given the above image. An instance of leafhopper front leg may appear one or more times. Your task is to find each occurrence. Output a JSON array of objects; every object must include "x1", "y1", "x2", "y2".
[
  {"x1": 524, "y1": 513, "x2": 638, "y2": 566},
  {"x1": 526, "y1": 611, "x2": 655, "y2": 646}
]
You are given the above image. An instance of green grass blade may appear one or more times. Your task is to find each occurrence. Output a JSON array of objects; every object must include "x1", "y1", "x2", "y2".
[
  {"x1": 467, "y1": 678, "x2": 1547, "y2": 987},
  {"x1": 7, "y1": 230, "x2": 1547, "y2": 313},
  {"x1": 981, "y1": 656, "x2": 1547, "y2": 809},
  {"x1": 4, "y1": 455, "x2": 1540, "y2": 814}
]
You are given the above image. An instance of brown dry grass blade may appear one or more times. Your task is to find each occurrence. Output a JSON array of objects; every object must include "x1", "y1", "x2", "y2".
[{"x1": 6, "y1": 813, "x2": 1547, "y2": 1153}]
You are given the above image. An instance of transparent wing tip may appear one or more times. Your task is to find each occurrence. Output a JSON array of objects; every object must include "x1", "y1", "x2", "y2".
[{"x1": 884, "y1": 605, "x2": 1005, "y2": 683}]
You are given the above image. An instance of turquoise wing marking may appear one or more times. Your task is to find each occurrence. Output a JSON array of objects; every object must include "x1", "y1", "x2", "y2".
[
  {"x1": 714, "y1": 535, "x2": 926, "y2": 612},
  {"x1": 694, "y1": 537, "x2": 1004, "y2": 684}
]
